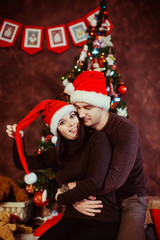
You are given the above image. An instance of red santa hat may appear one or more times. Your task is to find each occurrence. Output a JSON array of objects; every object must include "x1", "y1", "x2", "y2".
[
  {"x1": 64, "y1": 71, "x2": 110, "y2": 110},
  {"x1": 14, "y1": 99, "x2": 76, "y2": 185}
]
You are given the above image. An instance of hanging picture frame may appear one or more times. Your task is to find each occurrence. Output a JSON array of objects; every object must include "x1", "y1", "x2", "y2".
[
  {"x1": 84, "y1": 7, "x2": 100, "y2": 27},
  {"x1": 21, "y1": 26, "x2": 43, "y2": 55},
  {"x1": 0, "y1": 19, "x2": 22, "y2": 47},
  {"x1": 46, "y1": 24, "x2": 69, "y2": 53},
  {"x1": 67, "y1": 18, "x2": 87, "y2": 47}
]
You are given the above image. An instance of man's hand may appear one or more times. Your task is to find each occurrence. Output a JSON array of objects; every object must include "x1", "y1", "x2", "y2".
[
  {"x1": 68, "y1": 182, "x2": 76, "y2": 189},
  {"x1": 73, "y1": 196, "x2": 103, "y2": 216}
]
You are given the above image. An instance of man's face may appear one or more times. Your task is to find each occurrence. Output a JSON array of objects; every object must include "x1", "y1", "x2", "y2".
[{"x1": 74, "y1": 102, "x2": 104, "y2": 129}]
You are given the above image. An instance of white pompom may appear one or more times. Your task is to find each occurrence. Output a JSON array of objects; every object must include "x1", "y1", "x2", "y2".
[
  {"x1": 51, "y1": 136, "x2": 58, "y2": 144},
  {"x1": 62, "y1": 78, "x2": 69, "y2": 87},
  {"x1": 64, "y1": 83, "x2": 75, "y2": 96},
  {"x1": 24, "y1": 172, "x2": 37, "y2": 184}
]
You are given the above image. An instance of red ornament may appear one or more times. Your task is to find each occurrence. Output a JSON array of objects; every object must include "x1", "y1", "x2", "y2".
[
  {"x1": 37, "y1": 147, "x2": 42, "y2": 154},
  {"x1": 98, "y1": 56, "x2": 105, "y2": 67},
  {"x1": 26, "y1": 184, "x2": 35, "y2": 194},
  {"x1": 116, "y1": 82, "x2": 127, "y2": 96},
  {"x1": 33, "y1": 190, "x2": 49, "y2": 207},
  {"x1": 93, "y1": 39, "x2": 101, "y2": 49},
  {"x1": 45, "y1": 134, "x2": 52, "y2": 142},
  {"x1": 111, "y1": 64, "x2": 117, "y2": 70}
]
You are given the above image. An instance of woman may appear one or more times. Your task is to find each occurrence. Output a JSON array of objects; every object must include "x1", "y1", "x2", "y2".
[{"x1": 6, "y1": 99, "x2": 120, "y2": 240}]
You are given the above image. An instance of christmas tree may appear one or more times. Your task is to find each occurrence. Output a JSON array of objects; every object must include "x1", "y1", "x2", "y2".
[
  {"x1": 25, "y1": 0, "x2": 127, "y2": 210},
  {"x1": 61, "y1": 0, "x2": 127, "y2": 117}
]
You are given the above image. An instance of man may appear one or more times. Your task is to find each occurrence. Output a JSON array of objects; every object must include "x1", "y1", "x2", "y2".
[{"x1": 64, "y1": 71, "x2": 147, "y2": 240}]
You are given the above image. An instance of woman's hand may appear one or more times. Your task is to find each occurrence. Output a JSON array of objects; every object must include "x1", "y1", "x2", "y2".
[
  {"x1": 55, "y1": 188, "x2": 62, "y2": 201},
  {"x1": 6, "y1": 124, "x2": 17, "y2": 138},
  {"x1": 6, "y1": 124, "x2": 24, "y2": 138},
  {"x1": 55, "y1": 182, "x2": 76, "y2": 201}
]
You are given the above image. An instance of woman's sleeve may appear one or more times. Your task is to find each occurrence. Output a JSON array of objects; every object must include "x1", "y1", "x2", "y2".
[
  {"x1": 57, "y1": 132, "x2": 112, "y2": 205},
  {"x1": 13, "y1": 138, "x2": 58, "y2": 171}
]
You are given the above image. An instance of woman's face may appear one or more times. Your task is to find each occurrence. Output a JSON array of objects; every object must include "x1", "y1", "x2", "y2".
[{"x1": 57, "y1": 112, "x2": 79, "y2": 140}]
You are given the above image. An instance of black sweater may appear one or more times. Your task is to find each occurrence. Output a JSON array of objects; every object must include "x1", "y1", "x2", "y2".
[
  {"x1": 13, "y1": 129, "x2": 119, "y2": 222},
  {"x1": 101, "y1": 112, "x2": 147, "y2": 200}
]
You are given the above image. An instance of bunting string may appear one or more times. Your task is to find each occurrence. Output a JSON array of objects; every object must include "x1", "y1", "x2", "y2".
[{"x1": 0, "y1": 7, "x2": 113, "y2": 55}]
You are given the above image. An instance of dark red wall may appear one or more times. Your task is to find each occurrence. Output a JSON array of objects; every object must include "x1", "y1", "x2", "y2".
[{"x1": 0, "y1": 0, "x2": 160, "y2": 195}]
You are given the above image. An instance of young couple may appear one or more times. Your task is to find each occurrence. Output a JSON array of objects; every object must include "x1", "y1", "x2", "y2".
[{"x1": 6, "y1": 71, "x2": 147, "y2": 240}]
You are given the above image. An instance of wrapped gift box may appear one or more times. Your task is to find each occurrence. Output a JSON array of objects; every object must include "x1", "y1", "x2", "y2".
[
  {"x1": 145, "y1": 196, "x2": 160, "y2": 225},
  {"x1": 0, "y1": 199, "x2": 33, "y2": 223}
]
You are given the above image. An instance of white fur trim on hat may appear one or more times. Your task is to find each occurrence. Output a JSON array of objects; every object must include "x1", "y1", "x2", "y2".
[
  {"x1": 64, "y1": 83, "x2": 75, "y2": 96},
  {"x1": 50, "y1": 104, "x2": 77, "y2": 136},
  {"x1": 70, "y1": 90, "x2": 111, "y2": 110},
  {"x1": 24, "y1": 172, "x2": 37, "y2": 184}
]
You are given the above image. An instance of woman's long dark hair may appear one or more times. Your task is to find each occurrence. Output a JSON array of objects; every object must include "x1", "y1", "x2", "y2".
[{"x1": 56, "y1": 113, "x2": 87, "y2": 165}]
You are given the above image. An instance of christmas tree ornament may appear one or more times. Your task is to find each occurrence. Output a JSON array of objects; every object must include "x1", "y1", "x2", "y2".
[
  {"x1": 93, "y1": 62, "x2": 102, "y2": 71},
  {"x1": 99, "y1": 19, "x2": 113, "y2": 34},
  {"x1": 93, "y1": 39, "x2": 101, "y2": 49},
  {"x1": 33, "y1": 189, "x2": 49, "y2": 207},
  {"x1": 37, "y1": 147, "x2": 42, "y2": 154},
  {"x1": 109, "y1": 78, "x2": 118, "y2": 97},
  {"x1": 111, "y1": 64, "x2": 117, "y2": 70},
  {"x1": 100, "y1": 35, "x2": 113, "y2": 48},
  {"x1": 116, "y1": 82, "x2": 127, "y2": 96},
  {"x1": 45, "y1": 134, "x2": 52, "y2": 142},
  {"x1": 41, "y1": 136, "x2": 45, "y2": 142},
  {"x1": 26, "y1": 184, "x2": 35, "y2": 194},
  {"x1": 90, "y1": 19, "x2": 97, "y2": 27},
  {"x1": 84, "y1": 7, "x2": 99, "y2": 27},
  {"x1": 106, "y1": 69, "x2": 111, "y2": 76},
  {"x1": 98, "y1": 55, "x2": 106, "y2": 67},
  {"x1": 106, "y1": 54, "x2": 115, "y2": 66},
  {"x1": 117, "y1": 106, "x2": 128, "y2": 117},
  {"x1": 78, "y1": 44, "x2": 88, "y2": 62}
]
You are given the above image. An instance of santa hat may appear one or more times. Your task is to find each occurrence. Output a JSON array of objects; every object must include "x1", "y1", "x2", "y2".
[
  {"x1": 64, "y1": 71, "x2": 110, "y2": 110},
  {"x1": 14, "y1": 99, "x2": 76, "y2": 185}
]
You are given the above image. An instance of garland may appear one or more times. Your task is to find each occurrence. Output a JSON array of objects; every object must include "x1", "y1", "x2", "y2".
[{"x1": 0, "y1": 7, "x2": 113, "y2": 55}]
